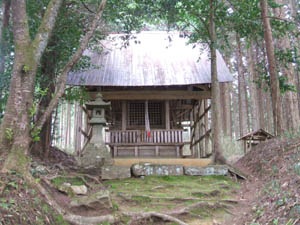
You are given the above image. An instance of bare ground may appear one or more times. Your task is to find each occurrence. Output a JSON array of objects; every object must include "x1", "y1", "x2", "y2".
[
  {"x1": 226, "y1": 137, "x2": 300, "y2": 225},
  {"x1": 1, "y1": 138, "x2": 300, "y2": 225}
]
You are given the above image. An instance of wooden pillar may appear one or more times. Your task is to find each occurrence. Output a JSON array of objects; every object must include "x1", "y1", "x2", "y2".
[
  {"x1": 176, "y1": 146, "x2": 180, "y2": 157},
  {"x1": 165, "y1": 100, "x2": 170, "y2": 130},
  {"x1": 122, "y1": 101, "x2": 127, "y2": 131},
  {"x1": 204, "y1": 100, "x2": 209, "y2": 156},
  {"x1": 194, "y1": 102, "x2": 200, "y2": 158},
  {"x1": 155, "y1": 146, "x2": 159, "y2": 156},
  {"x1": 190, "y1": 107, "x2": 194, "y2": 157},
  {"x1": 113, "y1": 146, "x2": 118, "y2": 158},
  {"x1": 199, "y1": 100, "x2": 204, "y2": 158}
]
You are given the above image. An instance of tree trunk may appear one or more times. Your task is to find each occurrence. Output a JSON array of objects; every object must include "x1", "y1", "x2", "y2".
[
  {"x1": 0, "y1": 0, "x2": 11, "y2": 74},
  {"x1": 247, "y1": 40, "x2": 260, "y2": 130},
  {"x1": 220, "y1": 82, "x2": 231, "y2": 137},
  {"x1": 260, "y1": 0, "x2": 283, "y2": 135},
  {"x1": 60, "y1": 103, "x2": 64, "y2": 148},
  {"x1": 1, "y1": 1, "x2": 37, "y2": 172},
  {"x1": 0, "y1": 0, "x2": 11, "y2": 142},
  {"x1": 236, "y1": 34, "x2": 248, "y2": 138},
  {"x1": 255, "y1": 43, "x2": 266, "y2": 130},
  {"x1": 231, "y1": 85, "x2": 240, "y2": 139},
  {"x1": 209, "y1": 0, "x2": 225, "y2": 164},
  {"x1": 274, "y1": 0, "x2": 300, "y2": 132},
  {"x1": 289, "y1": 0, "x2": 300, "y2": 119},
  {"x1": 0, "y1": 0, "x2": 63, "y2": 169},
  {"x1": 65, "y1": 102, "x2": 71, "y2": 150},
  {"x1": 222, "y1": 55, "x2": 235, "y2": 139},
  {"x1": 32, "y1": 42, "x2": 56, "y2": 158}
]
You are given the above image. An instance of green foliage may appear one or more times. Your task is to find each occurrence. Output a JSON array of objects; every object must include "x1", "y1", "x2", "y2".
[
  {"x1": 31, "y1": 127, "x2": 41, "y2": 142},
  {"x1": 51, "y1": 176, "x2": 84, "y2": 187},
  {"x1": 112, "y1": 201, "x2": 119, "y2": 211},
  {"x1": 29, "y1": 104, "x2": 37, "y2": 118},
  {"x1": 5, "y1": 128, "x2": 13, "y2": 140},
  {"x1": 278, "y1": 76, "x2": 297, "y2": 94},
  {"x1": 100, "y1": 222, "x2": 111, "y2": 225},
  {"x1": 55, "y1": 214, "x2": 69, "y2": 225},
  {"x1": 23, "y1": 65, "x2": 30, "y2": 73},
  {"x1": 63, "y1": 87, "x2": 89, "y2": 104},
  {"x1": 37, "y1": 87, "x2": 49, "y2": 97},
  {"x1": 131, "y1": 195, "x2": 151, "y2": 203}
]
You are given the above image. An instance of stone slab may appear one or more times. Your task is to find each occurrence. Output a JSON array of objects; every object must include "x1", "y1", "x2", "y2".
[
  {"x1": 101, "y1": 166, "x2": 131, "y2": 180},
  {"x1": 70, "y1": 190, "x2": 112, "y2": 211},
  {"x1": 131, "y1": 162, "x2": 184, "y2": 176},
  {"x1": 184, "y1": 165, "x2": 228, "y2": 176}
]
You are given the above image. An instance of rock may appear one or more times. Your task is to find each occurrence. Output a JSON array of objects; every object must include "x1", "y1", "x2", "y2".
[
  {"x1": 101, "y1": 166, "x2": 131, "y2": 180},
  {"x1": 57, "y1": 182, "x2": 72, "y2": 194},
  {"x1": 30, "y1": 163, "x2": 48, "y2": 176},
  {"x1": 57, "y1": 183, "x2": 88, "y2": 195},
  {"x1": 70, "y1": 190, "x2": 113, "y2": 211},
  {"x1": 131, "y1": 163, "x2": 184, "y2": 176},
  {"x1": 184, "y1": 165, "x2": 228, "y2": 176},
  {"x1": 70, "y1": 185, "x2": 88, "y2": 195}
]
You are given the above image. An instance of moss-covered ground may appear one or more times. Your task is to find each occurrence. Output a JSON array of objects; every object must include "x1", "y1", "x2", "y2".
[{"x1": 104, "y1": 175, "x2": 239, "y2": 224}]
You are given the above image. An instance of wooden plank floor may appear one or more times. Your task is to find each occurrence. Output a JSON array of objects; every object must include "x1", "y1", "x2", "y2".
[{"x1": 113, "y1": 158, "x2": 212, "y2": 167}]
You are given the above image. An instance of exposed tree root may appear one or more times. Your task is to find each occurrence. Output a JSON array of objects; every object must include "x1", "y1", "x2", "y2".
[
  {"x1": 69, "y1": 172, "x2": 102, "y2": 184},
  {"x1": 118, "y1": 193, "x2": 239, "y2": 204},
  {"x1": 123, "y1": 211, "x2": 189, "y2": 225},
  {"x1": 32, "y1": 175, "x2": 119, "y2": 225},
  {"x1": 166, "y1": 201, "x2": 234, "y2": 217},
  {"x1": 64, "y1": 214, "x2": 117, "y2": 225},
  {"x1": 23, "y1": 172, "x2": 237, "y2": 225}
]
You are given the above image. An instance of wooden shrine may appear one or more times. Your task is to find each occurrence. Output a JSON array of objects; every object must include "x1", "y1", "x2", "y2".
[
  {"x1": 67, "y1": 31, "x2": 233, "y2": 159},
  {"x1": 237, "y1": 128, "x2": 274, "y2": 153}
]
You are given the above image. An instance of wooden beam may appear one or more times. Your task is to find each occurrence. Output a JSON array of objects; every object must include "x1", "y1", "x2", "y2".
[
  {"x1": 122, "y1": 101, "x2": 127, "y2": 130},
  {"x1": 107, "y1": 143, "x2": 184, "y2": 146},
  {"x1": 193, "y1": 84, "x2": 210, "y2": 91},
  {"x1": 191, "y1": 128, "x2": 212, "y2": 148},
  {"x1": 191, "y1": 105, "x2": 211, "y2": 129},
  {"x1": 79, "y1": 127, "x2": 92, "y2": 139},
  {"x1": 100, "y1": 91, "x2": 211, "y2": 100},
  {"x1": 165, "y1": 100, "x2": 170, "y2": 130}
]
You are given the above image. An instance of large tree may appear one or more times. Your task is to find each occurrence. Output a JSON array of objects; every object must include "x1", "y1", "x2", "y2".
[
  {"x1": 0, "y1": 0, "x2": 107, "y2": 173},
  {"x1": 260, "y1": 0, "x2": 283, "y2": 135}
]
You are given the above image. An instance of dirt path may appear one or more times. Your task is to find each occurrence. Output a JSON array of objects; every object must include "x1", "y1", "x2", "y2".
[{"x1": 224, "y1": 166, "x2": 263, "y2": 225}]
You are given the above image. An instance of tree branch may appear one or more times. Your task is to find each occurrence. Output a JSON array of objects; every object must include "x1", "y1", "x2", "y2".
[
  {"x1": 35, "y1": 0, "x2": 107, "y2": 130},
  {"x1": 31, "y1": 0, "x2": 64, "y2": 63},
  {"x1": 11, "y1": 0, "x2": 30, "y2": 49},
  {"x1": 80, "y1": 0, "x2": 95, "y2": 14}
]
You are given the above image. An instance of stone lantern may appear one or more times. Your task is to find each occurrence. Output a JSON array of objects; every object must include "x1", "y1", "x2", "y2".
[{"x1": 78, "y1": 94, "x2": 113, "y2": 168}]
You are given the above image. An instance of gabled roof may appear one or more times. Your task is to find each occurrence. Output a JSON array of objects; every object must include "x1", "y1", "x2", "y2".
[
  {"x1": 67, "y1": 31, "x2": 234, "y2": 87},
  {"x1": 237, "y1": 129, "x2": 274, "y2": 141}
]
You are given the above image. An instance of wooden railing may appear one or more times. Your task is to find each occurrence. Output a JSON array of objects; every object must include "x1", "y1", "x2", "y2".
[{"x1": 105, "y1": 129, "x2": 184, "y2": 145}]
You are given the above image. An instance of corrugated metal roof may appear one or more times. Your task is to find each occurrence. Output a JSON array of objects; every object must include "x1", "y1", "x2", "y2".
[{"x1": 67, "y1": 31, "x2": 233, "y2": 86}]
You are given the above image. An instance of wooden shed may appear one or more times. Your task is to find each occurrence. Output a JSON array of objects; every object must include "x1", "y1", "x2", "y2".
[{"x1": 67, "y1": 31, "x2": 233, "y2": 159}]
